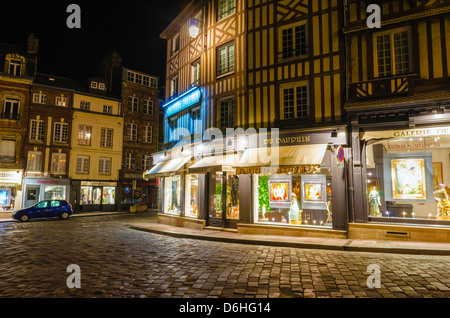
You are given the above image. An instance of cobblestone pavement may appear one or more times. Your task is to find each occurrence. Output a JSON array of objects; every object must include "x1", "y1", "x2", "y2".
[{"x1": 1, "y1": 212, "x2": 450, "y2": 298}]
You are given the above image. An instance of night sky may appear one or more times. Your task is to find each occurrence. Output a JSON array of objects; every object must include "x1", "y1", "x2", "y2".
[{"x1": 0, "y1": 0, "x2": 190, "y2": 83}]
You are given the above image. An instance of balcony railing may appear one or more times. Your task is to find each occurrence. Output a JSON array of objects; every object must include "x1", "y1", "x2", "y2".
[{"x1": 348, "y1": 74, "x2": 417, "y2": 101}]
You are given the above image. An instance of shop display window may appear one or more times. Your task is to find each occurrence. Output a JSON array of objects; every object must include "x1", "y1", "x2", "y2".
[
  {"x1": 210, "y1": 172, "x2": 223, "y2": 218},
  {"x1": 253, "y1": 173, "x2": 332, "y2": 227},
  {"x1": 366, "y1": 132, "x2": 450, "y2": 222},
  {"x1": 209, "y1": 172, "x2": 240, "y2": 221},
  {"x1": 185, "y1": 174, "x2": 199, "y2": 218},
  {"x1": 102, "y1": 187, "x2": 115, "y2": 205},
  {"x1": 226, "y1": 174, "x2": 239, "y2": 220},
  {"x1": 80, "y1": 186, "x2": 92, "y2": 205},
  {"x1": 163, "y1": 175, "x2": 181, "y2": 215},
  {"x1": 93, "y1": 187, "x2": 102, "y2": 205},
  {"x1": 0, "y1": 187, "x2": 11, "y2": 209},
  {"x1": 44, "y1": 185, "x2": 66, "y2": 201}
]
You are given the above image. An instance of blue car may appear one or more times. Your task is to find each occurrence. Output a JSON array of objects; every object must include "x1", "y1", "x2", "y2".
[{"x1": 12, "y1": 200, "x2": 73, "y2": 222}]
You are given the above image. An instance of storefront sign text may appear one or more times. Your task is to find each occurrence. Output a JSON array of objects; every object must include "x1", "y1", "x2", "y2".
[
  {"x1": 393, "y1": 127, "x2": 450, "y2": 138},
  {"x1": 264, "y1": 136, "x2": 311, "y2": 145},
  {"x1": 164, "y1": 86, "x2": 202, "y2": 117}
]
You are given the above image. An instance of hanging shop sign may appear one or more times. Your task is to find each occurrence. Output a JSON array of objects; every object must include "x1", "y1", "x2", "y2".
[{"x1": 164, "y1": 86, "x2": 202, "y2": 117}]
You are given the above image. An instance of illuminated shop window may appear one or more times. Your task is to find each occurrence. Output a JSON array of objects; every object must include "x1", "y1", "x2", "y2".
[
  {"x1": 164, "y1": 175, "x2": 181, "y2": 215},
  {"x1": 185, "y1": 174, "x2": 199, "y2": 218},
  {"x1": 365, "y1": 128, "x2": 450, "y2": 223}
]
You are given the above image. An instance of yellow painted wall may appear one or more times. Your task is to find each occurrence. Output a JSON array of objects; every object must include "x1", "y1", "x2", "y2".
[{"x1": 70, "y1": 93, "x2": 123, "y2": 181}]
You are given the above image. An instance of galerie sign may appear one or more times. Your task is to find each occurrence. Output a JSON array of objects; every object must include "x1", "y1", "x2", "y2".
[{"x1": 362, "y1": 126, "x2": 450, "y2": 140}]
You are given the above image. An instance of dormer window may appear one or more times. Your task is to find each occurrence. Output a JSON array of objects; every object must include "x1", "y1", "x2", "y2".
[{"x1": 8, "y1": 59, "x2": 22, "y2": 76}]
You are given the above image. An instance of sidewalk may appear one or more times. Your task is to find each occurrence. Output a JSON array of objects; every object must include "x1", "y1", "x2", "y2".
[{"x1": 128, "y1": 221, "x2": 450, "y2": 256}]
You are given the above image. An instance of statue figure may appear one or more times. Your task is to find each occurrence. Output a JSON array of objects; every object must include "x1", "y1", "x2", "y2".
[
  {"x1": 433, "y1": 185, "x2": 450, "y2": 218},
  {"x1": 289, "y1": 193, "x2": 301, "y2": 223},
  {"x1": 368, "y1": 186, "x2": 382, "y2": 217}
]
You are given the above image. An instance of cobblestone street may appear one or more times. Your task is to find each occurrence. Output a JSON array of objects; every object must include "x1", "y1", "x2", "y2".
[{"x1": 1, "y1": 212, "x2": 450, "y2": 299}]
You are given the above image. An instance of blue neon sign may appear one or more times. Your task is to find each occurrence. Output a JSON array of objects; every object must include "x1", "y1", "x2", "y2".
[{"x1": 164, "y1": 87, "x2": 202, "y2": 117}]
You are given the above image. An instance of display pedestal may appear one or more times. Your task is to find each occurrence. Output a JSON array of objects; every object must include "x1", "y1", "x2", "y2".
[
  {"x1": 436, "y1": 216, "x2": 450, "y2": 220},
  {"x1": 289, "y1": 221, "x2": 302, "y2": 225}
]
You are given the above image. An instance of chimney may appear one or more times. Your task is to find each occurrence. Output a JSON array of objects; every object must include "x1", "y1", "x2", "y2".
[
  {"x1": 111, "y1": 50, "x2": 122, "y2": 68},
  {"x1": 27, "y1": 34, "x2": 39, "y2": 54}
]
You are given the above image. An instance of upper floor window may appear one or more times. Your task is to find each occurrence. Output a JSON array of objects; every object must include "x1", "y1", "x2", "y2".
[
  {"x1": 27, "y1": 151, "x2": 42, "y2": 172},
  {"x1": 100, "y1": 128, "x2": 113, "y2": 148},
  {"x1": 98, "y1": 157, "x2": 112, "y2": 175},
  {"x1": 125, "y1": 153, "x2": 136, "y2": 170},
  {"x1": 54, "y1": 122, "x2": 69, "y2": 143},
  {"x1": 170, "y1": 75, "x2": 179, "y2": 97},
  {"x1": 127, "y1": 123, "x2": 138, "y2": 141},
  {"x1": 191, "y1": 107, "x2": 202, "y2": 135},
  {"x1": 56, "y1": 97, "x2": 69, "y2": 107},
  {"x1": 143, "y1": 100, "x2": 153, "y2": 115},
  {"x1": 90, "y1": 82, "x2": 98, "y2": 89},
  {"x1": 80, "y1": 100, "x2": 90, "y2": 110},
  {"x1": 172, "y1": 33, "x2": 180, "y2": 54},
  {"x1": 78, "y1": 125, "x2": 92, "y2": 145},
  {"x1": 374, "y1": 28, "x2": 411, "y2": 78},
  {"x1": 0, "y1": 139, "x2": 16, "y2": 163},
  {"x1": 98, "y1": 83, "x2": 106, "y2": 90},
  {"x1": 150, "y1": 77, "x2": 158, "y2": 89},
  {"x1": 280, "y1": 23, "x2": 307, "y2": 59},
  {"x1": 143, "y1": 125, "x2": 152, "y2": 143},
  {"x1": 192, "y1": 60, "x2": 200, "y2": 86},
  {"x1": 103, "y1": 105, "x2": 113, "y2": 114},
  {"x1": 127, "y1": 71, "x2": 157, "y2": 88},
  {"x1": 29, "y1": 119, "x2": 44, "y2": 141},
  {"x1": 76, "y1": 156, "x2": 90, "y2": 174},
  {"x1": 142, "y1": 155, "x2": 152, "y2": 171},
  {"x1": 51, "y1": 153, "x2": 66, "y2": 174},
  {"x1": 8, "y1": 59, "x2": 22, "y2": 76},
  {"x1": 218, "y1": 0, "x2": 236, "y2": 20},
  {"x1": 2, "y1": 99, "x2": 20, "y2": 120},
  {"x1": 219, "y1": 97, "x2": 235, "y2": 129},
  {"x1": 33, "y1": 93, "x2": 47, "y2": 104},
  {"x1": 128, "y1": 96, "x2": 139, "y2": 112},
  {"x1": 217, "y1": 43, "x2": 235, "y2": 76},
  {"x1": 281, "y1": 83, "x2": 308, "y2": 120}
]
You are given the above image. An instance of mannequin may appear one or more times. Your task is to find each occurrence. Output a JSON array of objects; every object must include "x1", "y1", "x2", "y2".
[{"x1": 368, "y1": 186, "x2": 382, "y2": 217}]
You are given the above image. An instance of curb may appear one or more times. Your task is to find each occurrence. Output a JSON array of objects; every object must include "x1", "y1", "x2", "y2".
[{"x1": 129, "y1": 225, "x2": 450, "y2": 256}]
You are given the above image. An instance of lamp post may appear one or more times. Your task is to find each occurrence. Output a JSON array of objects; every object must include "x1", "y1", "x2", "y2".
[{"x1": 189, "y1": 19, "x2": 201, "y2": 39}]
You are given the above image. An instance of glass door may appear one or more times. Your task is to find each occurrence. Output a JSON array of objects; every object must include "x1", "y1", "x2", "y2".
[
  {"x1": 208, "y1": 171, "x2": 240, "y2": 228},
  {"x1": 25, "y1": 185, "x2": 40, "y2": 208}
]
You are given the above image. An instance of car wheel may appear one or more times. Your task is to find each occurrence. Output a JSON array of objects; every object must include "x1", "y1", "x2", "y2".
[
  {"x1": 20, "y1": 214, "x2": 30, "y2": 222},
  {"x1": 61, "y1": 211, "x2": 70, "y2": 220}
]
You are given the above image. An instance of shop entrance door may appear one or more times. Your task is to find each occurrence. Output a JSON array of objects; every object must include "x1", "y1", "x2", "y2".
[
  {"x1": 207, "y1": 171, "x2": 239, "y2": 229},
  {"x1": 25, "y1": 186, "x2": 40, "y2": 208}
]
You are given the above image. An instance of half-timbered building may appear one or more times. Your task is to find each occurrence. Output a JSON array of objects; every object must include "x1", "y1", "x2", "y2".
[
  {"x1": 345, "y1": 0, "x2": 450, "y2": 242},
  {"x1": 147, "y1": 0, "x2": 350, "y2": 238}
]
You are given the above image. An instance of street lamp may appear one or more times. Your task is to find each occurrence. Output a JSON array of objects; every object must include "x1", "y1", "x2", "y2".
[{"x1": 189, "y1": 18, "x2": 201, "y2": 38}]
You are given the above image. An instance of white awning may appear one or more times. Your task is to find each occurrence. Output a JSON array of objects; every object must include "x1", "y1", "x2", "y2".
[
  {"x1": 144, "y1": 156, "x2": 191, "y2": 178},
  {"x1": 188, "y1": 154, "x2": 240, "y2": 174},
  {"x1": 237, "y1": 144, "x2": 328, "y2": 167}
]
